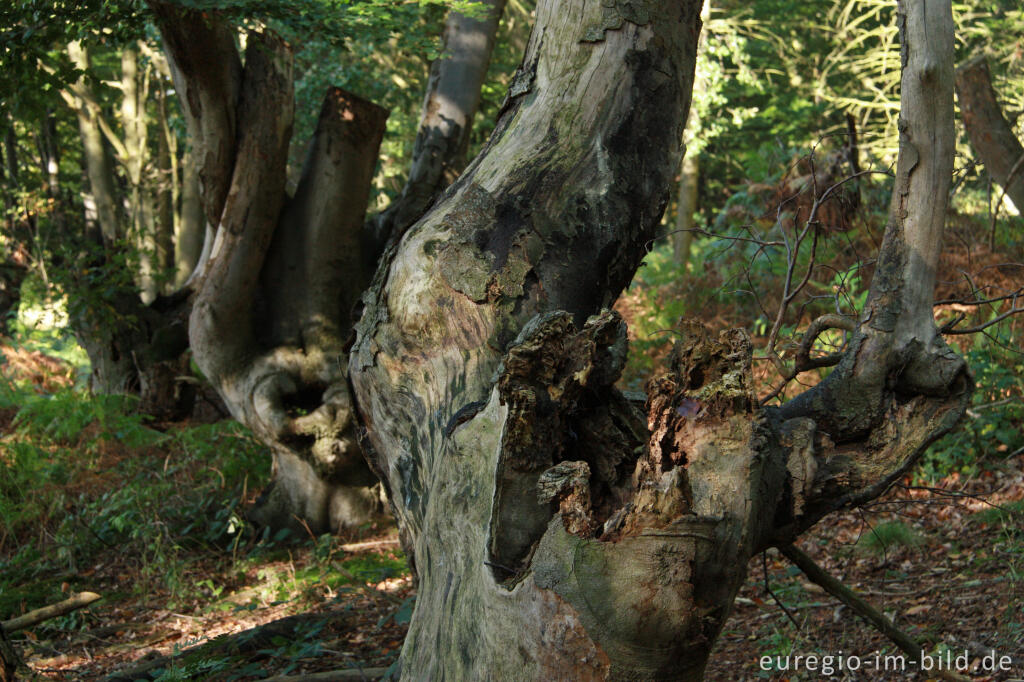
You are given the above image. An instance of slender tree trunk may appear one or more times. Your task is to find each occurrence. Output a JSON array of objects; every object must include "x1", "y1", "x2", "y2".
[
  {"x1": 66, "y1": 41, "x2": 122, "y2": 244},
  {"x1": 174, "y1": 149, "x2": 205, "y2": 286},
  {"x1": 366, "y1": 0, "x2": 507, "y2": 257},
  {"x1": 349, "y1": 0, "x2": 968, "y2": 678},
  {"x1": 673, "y1": 151, "x2": 698, "y2": 265},
  {"x1": 955, "y1": 55, "x2": 1024, "y2": 214},
  {"x1": 155, "y1": 83, "x2": 176, "y2": 290}
]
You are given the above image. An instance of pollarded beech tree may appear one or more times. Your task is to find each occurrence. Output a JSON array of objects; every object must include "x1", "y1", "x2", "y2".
[
  {"x1": 148, "y1": 0, "x2": 506, "y2": 534},
  {"x1": 158, "y1": 0, "x2": 968, "y2": 677}
]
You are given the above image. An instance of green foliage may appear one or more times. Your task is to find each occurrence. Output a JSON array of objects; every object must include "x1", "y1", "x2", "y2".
[
  {"x1": 0, "y1": 379, "x2": 272, "y2": 617},
  {"x1": 918, "y1": 345, "x2": 1024, "y2": 482},
  {"x1": 971, "y1": 500, "x2": 1024, "y2": 529},
  {"x1": 856, "y1": 521, "x2": 925, "y2": 555}
]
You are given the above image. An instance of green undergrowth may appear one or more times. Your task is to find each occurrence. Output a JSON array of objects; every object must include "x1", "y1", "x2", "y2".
[
  {"x1": 917, "y1": 343, "x2": 1024, "y2": 483},
  {"x1": 0, "y1": 378, "x2": 273, "y2": 622},
  {"x1": 855, "y1": 521, "x2": 925, "y2": 556}
]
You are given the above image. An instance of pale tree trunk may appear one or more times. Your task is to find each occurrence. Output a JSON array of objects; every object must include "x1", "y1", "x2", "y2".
[
  {"x1": 152, "y1": 4, "x2": 390, "y2": 534},
  {"x1": 154, "y1": 78, "x2": 176, "y2": 291},
  {"x1": 672, "y1": 2, "x2": 708, "y2": 266},
  {"x1": 673, "y1": 151, "x2": 698, "y2": 265},
  {"x1": 66, "y1": 41, "x2": 122, "y2": 245},
  {"x1": 120, "y1": 45, "x2": 163, "y2": 304},
  {"x1": 366, "y1": 0, "x2": 507, "y2": 256},
  {"x1": 349, "y1": 1, "x2": 969, "y2": 680},
  {"x1": 174, "y1": 149, "x2": 206, "y2": 286},
  {"x1": 151, "y1": 0, "x2": 507, "y2": 532},
  {"x1": 955, "y1": 55, "x2": 1024, "y2": 214}
]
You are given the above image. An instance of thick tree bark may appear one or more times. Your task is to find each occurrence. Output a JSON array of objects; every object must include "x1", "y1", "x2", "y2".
[
  {"x1": 152, "y1": 2, "x2": 390, "y2": 533},
  {"x1": 365, "y1": 0, "x2": 507, "y2": 257},
  {"x1": 349, "y1": 0, "x2": 968, "y2": 679},
  {"x1": 955, "y1": 55, "x2": 1024, "y2": 213}
]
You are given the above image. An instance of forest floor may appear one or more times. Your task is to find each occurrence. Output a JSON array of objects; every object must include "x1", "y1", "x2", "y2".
[
  {"x1": 2, "y1": 223, "x2": 1022, "y2": 680},
  {"x1": 3, "y1": 418, "x2": 1022, "y2": 681}
]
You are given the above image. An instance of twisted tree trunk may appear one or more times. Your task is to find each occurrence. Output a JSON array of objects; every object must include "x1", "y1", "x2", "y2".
[
  {"x1": 349, "y1": 0, "x2": 968, "y2": 678},
  {"x1": 151, "y1": 5, "x2": 390, "y2": 533}
]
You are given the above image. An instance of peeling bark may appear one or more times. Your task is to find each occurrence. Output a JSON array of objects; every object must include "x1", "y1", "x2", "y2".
[
  {"x1": 956, "y1": 55, "x2": 1024, "y2": 213},
  {"x1": 349, "y1": 0, "x2": 968, "y2": 678}
]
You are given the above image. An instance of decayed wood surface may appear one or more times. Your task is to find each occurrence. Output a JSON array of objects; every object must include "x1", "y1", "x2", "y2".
[{"x1": 349, "y1": 0, "x2": 968, "y2": 678}]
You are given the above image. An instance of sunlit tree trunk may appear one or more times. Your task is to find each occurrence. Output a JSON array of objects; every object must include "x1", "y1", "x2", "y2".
[
  {"x1": 349, "y1": 0, "x2": 968, "y2": 678},
  {"x1": 151, "y1": 0, "x2": 508, "y2": 532},
  {"x1": 152, "y1": 0, "x2": 967, "y2": 675},
  {"x1": 152, "y1": 4, "x2": 390, "y2": 533},
  {"x1": 366, "y1": 0, "x2": 507, "y2": 256},
  {"x1": 66, "y1": 41, "x2": 122, "y2": 245}
]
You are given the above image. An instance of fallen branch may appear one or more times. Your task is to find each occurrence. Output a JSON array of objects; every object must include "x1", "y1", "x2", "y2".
[
  {"x1": 339, "y1": 538, "x2": 400, "y2": 552},
  {"x1": 1, "y1": 592, "x2": 102, "y2": 632},
  {"x1": 780, "y1": 545, "x2": 970, "y2": 682}
]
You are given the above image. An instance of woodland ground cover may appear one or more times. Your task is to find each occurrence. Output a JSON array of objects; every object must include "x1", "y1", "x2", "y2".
[{"x1": 1, "y1": 175, "x2": 1022, "y2": 678}]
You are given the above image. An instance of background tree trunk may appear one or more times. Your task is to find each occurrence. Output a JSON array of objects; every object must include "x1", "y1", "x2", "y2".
[
  {"x1": 152, "y1": 3, "x2": 392, "y2": 533},
  {"x1": 955, "y1": 55, "x2": 1024, "y2": 213},
  {"x1": 365, "y1": 0, "x2": 507, "y2": 257},
  {"x1": 349, "y1": 0, "x2": 969, "y2": 678}
]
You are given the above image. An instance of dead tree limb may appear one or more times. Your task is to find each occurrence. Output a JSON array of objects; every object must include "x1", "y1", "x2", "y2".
[{"x1": 0, "y1": 592, "x2": 101, "y2": 633}]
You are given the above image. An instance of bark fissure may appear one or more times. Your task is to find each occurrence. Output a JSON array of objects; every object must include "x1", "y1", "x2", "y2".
[{"x1": 349, "y1": 0, "x2": 970, "y2": 678}]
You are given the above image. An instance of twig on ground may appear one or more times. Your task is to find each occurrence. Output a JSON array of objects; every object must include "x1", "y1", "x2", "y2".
[{"x1": 780, "y1": 544, "x2": 970, "y2": 682}]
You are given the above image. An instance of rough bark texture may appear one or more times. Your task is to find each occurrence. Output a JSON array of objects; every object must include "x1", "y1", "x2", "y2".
[
  {"x1": 351, "y1": 0, "x2": 704, "y2": 676},
  {"x1": 349, "y1": 0, "x2": 969, "y2": 678},
  {"x1": 956, "y1": 55, "x2": 1024, "y2": 213},
  {"x1": 151, "y1": 2, "x2": 391, "y2": 533},
  {"x1": 365, "y1": 0, "x2": 507, "y2": 257}
]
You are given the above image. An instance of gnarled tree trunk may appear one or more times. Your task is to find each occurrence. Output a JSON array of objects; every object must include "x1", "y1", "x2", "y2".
[
  {"x1": 150, "y1": 0, "x2": 510, "y2": 533},
  {"x1": 349, "y1": 0, "x2": 968, "y2": 678},
  {"x1": 151, "y1": 5, "x2": 391, "y2": 534}
]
